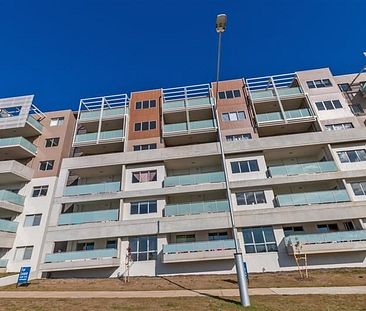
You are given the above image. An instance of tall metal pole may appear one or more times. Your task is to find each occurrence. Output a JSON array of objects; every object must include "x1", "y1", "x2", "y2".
[{"x1": 214, "y1": 14, "x2": 250, "y2": 307}]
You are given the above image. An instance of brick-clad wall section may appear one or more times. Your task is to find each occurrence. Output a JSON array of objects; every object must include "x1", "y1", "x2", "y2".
[
  {"x1": 31, "y1": 110, "x2": 76, "y2": 178},
  {"x1": 127, "y1": 89, "x2": 163, "y2": 150},
  {"x1": 211, "y1": 79, "x2": 257, "y2": 140}
]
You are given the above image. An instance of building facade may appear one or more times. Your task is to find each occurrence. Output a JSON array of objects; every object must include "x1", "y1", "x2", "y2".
[{"x1": 1, "y1": 66, "x2": 366, "y2": 278}]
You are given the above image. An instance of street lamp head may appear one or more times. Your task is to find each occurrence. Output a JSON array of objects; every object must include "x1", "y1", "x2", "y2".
[{"x1": 216, "y1": 14, "x2": 227, "y2": 33}]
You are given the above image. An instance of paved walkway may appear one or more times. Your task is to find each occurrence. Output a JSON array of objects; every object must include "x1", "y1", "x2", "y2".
[{"x1": 0, "y1": 286, "x2": 365, "y2": 298}]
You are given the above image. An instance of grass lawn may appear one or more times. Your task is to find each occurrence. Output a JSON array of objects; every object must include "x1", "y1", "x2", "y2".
[
  {"x1": 1, "y1": 268, "x2": 365, "y2": 291},
  {"x1": 0, "y1": 295, "x2": 365, "y2": 311}
]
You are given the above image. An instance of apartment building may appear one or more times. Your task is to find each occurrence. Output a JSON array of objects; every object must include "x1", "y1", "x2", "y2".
[
  {"x1": 0, "y1": 95, "x2": 75, "y2": 274},
  {"x1": 1, "y1": 66, "x2": 366, "y2": 279}
]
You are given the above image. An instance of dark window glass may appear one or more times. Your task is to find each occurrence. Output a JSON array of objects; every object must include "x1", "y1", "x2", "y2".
[
  {"x1": 323, "y1": 79, "x2": 332, "y2": 87},
  {"x1": 324, "y1": 101, "x2": 334, "y2": 110},
  {"x1": 134, "y1": 123, "x2": 141, "y2": 131},
  {"x1": 233, "y1": 90, "x2": 241, "y2": 97},
  {"x1": 231, "y1": 162, "x2": 240, "y2": 173},
  {"x1": 307, "y1": 81, "x2": 316, "y2": 89},
  {"x1": 249, "y1": 160, "x2": 259, "y2": 171},
  {"x1": 135, "y1": 102, "x2": 142, "y2": 109},
  {"x1": 150, "y1": 100, "x2": 156, "y2": 108},
  {"x1": 218, "y1": 91, "x2": 226, "y2": 99},
  {"x1": 141, "y1": 122, "x2": 149, "y2": 130},
  {"x1": 333, "y1": 100, "x2": 342, "y2": 109},
  {"x1": 226, "y1": 90, "x2": 234, "y2": 99},
  {"x1": 315, "y1": 102, "x2": 325, "y2": 111},
  {"x1": 150, "y1": 121, "x2": 156, "y2": 129},
  {"x1": 142, "y1": 101, "x2": 149, "y2": 109}
]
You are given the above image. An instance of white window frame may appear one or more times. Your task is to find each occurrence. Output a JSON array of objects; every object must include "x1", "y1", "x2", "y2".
[
  {"x1": 14, "y1": 246, "x2": 33, "y2": 261},
  {"x1": 32, "y1": 185, "x2": 49, "y2": 197},
  {"x1": 315, "y1": 100, "x2": 342, "y2": 111},
  {"x1": 24, "y1": 214, "x2": 42, "y2": 227},
  {"x1": 236, "y1": 191, "x2": 266, "y2": 205},
  {"x1": 130, "y1": 200, "x2": 157, "y2": 215},
  {"x1": 45, "y1": 137, "x2": 60, "y2": 148},
  {"x1": 50, "y1": 117, "x2": 64, "y2": 126},
  {"x1": 39, "y1": 160, "x2": 54, "y2": 171},
  {"x1": 337, "y1": 149, "x2": 366, "y2": 163},
  {"x1": 325, "y1": 123, "x2": 353, "y2": 131}
]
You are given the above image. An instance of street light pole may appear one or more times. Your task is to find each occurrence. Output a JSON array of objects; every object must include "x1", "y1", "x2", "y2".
[{"x1": 214, "y1": 14, "x2": 250, "y2": 307}]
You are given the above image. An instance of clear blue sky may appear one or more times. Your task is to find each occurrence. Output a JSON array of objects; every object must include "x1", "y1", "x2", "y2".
[{"x1": 0, "y1": 0, "x2": 365, "y2": 111}]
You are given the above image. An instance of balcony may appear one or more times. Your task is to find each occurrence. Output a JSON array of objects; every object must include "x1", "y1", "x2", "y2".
[
  {"x1": 58, "y1": 209, "x2": 119, "y2": 226},
  {"x1": 163, "y1": 239, "x2": 236, "y2": 263},
  {"x1": 0, "y1": 219, "x2": 18, "y2": 233},
  {"x1": 79, "y1": 107, "x2": 128, "y2": 122},
  {"x1": 0, "y1": 190, "x2": 25, "y2": 213},
  {"x1": 164, "y1": 171, "x2": 225, "y2": 187},
  {"x1": 163, "y1": 97, "x2": 212, "y2": 113},
  {"x1": 250, "y1": 86, "x2": 303, "y2": 102},
  {"x1": 285, "y1": 230, "x2": 366, "y2": 254},
  {"x1": 74, "y1": 129, "x2": 124, "y2": 145},
  {"x1": 163, "y1": 119, "x2": 216, "y2": 135},
  {"x1": 42, "y1": 248, "x2": 119, "y2": 272},
  {"x1": 0, "y1": 160, "x2": 33, "y2": 184},
  {"x1": 268, "y1": 161, "x2": 337, "y2": 177},
  {"x1": 26, "y1": 115, "x2": 43, "y2": 133},
  {"x1": 276, "y1": 190, "x2": 350, "y2": 207},
  {"x1": 165, "y1": 200, "x2": 229, "y2": 217},
  {"x1": 0, "y1": 259, "x2": 8, "y2": 268},
  {"x1": 0, "y1": 137, "x2": 37, "y2": 160},
  {"x1": 64, "y1": 181, "x2": 121, "y2": 197},
  {"x1": 256, "y1": 108, "x2": 315, "y2": 126}
]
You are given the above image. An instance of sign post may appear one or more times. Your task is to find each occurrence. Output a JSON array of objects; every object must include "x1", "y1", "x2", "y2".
[{"x1": 16, "y1": 266, "x2": 31, "y2": 287}]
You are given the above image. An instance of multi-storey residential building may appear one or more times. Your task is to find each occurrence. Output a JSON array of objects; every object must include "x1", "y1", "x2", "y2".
[
  {"x1": 0, "y1": 95, "x2": 75, "y2": 275},
  {"x1": 1, "y1": 66, "x2": 366, "y2": 279}
]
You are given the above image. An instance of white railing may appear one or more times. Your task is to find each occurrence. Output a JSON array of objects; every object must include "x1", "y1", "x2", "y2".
[{"x1": 162, "y1": 84, "x2": 211, "y2": 102}]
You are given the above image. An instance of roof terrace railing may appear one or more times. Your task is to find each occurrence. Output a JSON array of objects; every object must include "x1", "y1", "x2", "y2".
[
  {"x1": 245, "y1": 72, "x2": 303, "y2": 101},
  {"x1": 162, "y1": 84, "x2": 211, "y2": 102},
  {"x1": 79, "y1": 94, "x2": 129, "y2": 113}
]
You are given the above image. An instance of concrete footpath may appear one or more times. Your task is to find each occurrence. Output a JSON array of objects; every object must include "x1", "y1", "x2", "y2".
[{"x1": 0, "y1": 286, "x2": 365, "y2": 298}]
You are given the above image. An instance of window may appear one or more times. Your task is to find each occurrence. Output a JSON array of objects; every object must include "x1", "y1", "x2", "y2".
[
  {"x1": 283, "y1": 226, "x2": 304, "y2": 237},
  {"x1": 50, "y1": 117, "x2": 64, "y2": 126},
  {"x1": 133, "y1": 143, "x2": 157, "y2": 151},
  {"x1": 325, "y1": 123, "x2": 353, "y2": 131},
  {"x1": 134, "y1": 121, "x2": 157, "y2": 131},
  {"x1": 337, "y1": 149, "x2": 366, "y2": 163},
  {"x1": 317, "y1": 224, "x2": 338, "y2": 233},
  {"x1": 130, "y1": 201, "x2": 157, "y2": 215},
  {"x1": 24, "y1": 214, "x2": 42, "y2": 227},
  {"x1": 236, "y1": 191, "x2": 266, "y2": 205},
  {"x1": 135, "y1": 100, "x2": 156, "y2": 110},
  {"x1": 176, "y1": 234, "x2": 195, "y2": 243},
  {"x1": 242, "y1": 227, "x2": 277, "y2": 253},
  {"x1": 39, "y1": 160, "x2": 54, "y2": 171},
  {"x1": 132, "y1": 170, "x2": 157, "y2": 183},
  {"x1": 45, "y1": 137, "x2": 60, "y2": 148},
  {"x1": 208, "y1": 232, "x2": 228, "y2": 241},
  {"x1": 351, "y1": 181, "x2": 366, "y2": 196},
  {"x1": 315, "y1": 100, "x2": 343, "y2": 111},
  {"x1": 338, "y1": 83, "x2": 350, "y2": 92},
  {"x1": 14, "y1": 246, "x2": 33, "y2": 260},
  {"x1": 76, "y1": 242, "x2": 94, "y2": 251},
  {"x1": 231, "y1": 160, "x2": 259, "y2": 173},
  {"x1": 306, "y1": 79, "x2": 332, "y2": 89},
  {"x1": 222, "y1": 111, "x2": 246, "y2": 121},
  {"x1": 349, "y1": 104, "x2": 364, "y2": 115},
  {"x1": 218, "y1": 89, "x2": 241, "y2": 99},
  {"x1": 106, "y1": 240, "x2": 117, "y2": 249},
  {"x1": 32, "y1": 185, "x2": 49, "y2": 197},
  {"x1": 226, "y1": 134, "x2": 252, "y2": 141},
  {"x1": 129, "y1": 235, "x2": 157, "y2": 261}
]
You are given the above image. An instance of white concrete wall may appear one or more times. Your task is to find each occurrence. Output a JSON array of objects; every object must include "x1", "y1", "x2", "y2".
[
  {"x1": 7, "y1": 176, "x2": 58, "y2": 273},
  {"x1": 124, "y1": 163, "x2": 165, "y2": 192},
  {"x1": 226, "y1": 153, "x2": 267, "y2": 182}
]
